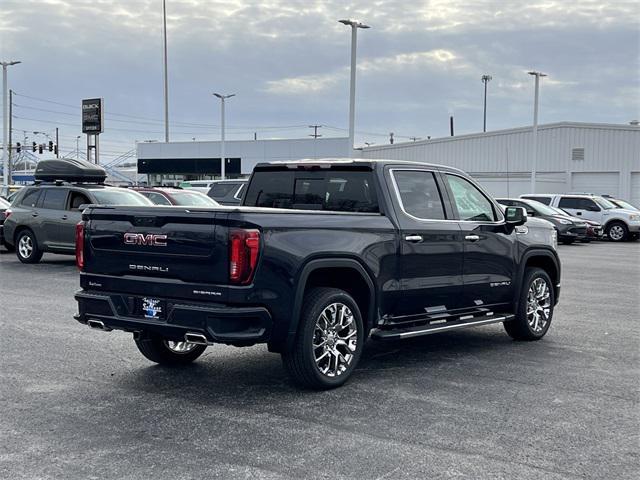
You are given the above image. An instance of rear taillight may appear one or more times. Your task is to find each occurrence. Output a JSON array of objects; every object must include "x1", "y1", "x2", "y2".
[
  {"x1": 75, "y1": 222, "x2": 84, "y2": 270},
  {"x1": 229, "y1": 229, "x2": 260, "y2": 285}
]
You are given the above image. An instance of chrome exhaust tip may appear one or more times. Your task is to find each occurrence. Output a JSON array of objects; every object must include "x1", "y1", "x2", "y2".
[
  {"x1": 87, "y1": 319, "x2": 112, "y2": 331},
  {"x1": 184, "y1": 332, "x2": 208, "y2": 345}
]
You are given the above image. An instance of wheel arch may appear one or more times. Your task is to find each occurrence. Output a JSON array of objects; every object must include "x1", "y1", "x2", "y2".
[
  {"x1": 517, "y1": 248, "x2": 561, "y2": 309},
  {"x1": 286, "y1": 258, "x2": 377, "y2": 351}
]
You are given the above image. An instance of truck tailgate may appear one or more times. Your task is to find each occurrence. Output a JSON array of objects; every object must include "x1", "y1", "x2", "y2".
[{"x1": 84, "y1": 207, "x2": 229, "y2": 285}]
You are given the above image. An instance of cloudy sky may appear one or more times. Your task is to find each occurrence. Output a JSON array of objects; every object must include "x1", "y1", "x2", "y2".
[{"x1": 1, "y1": 0, "x2": 639, "y2": 160}]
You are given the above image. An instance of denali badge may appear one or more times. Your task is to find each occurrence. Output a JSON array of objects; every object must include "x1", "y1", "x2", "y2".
[
  {"x1": 124, "y1": 232, "x2": 167, "y2": 247},
  {"x1": 129, "y1": 264, "x2": 169, "y2": 273}
]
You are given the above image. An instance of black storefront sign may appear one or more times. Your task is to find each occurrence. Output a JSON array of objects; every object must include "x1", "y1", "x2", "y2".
[{"x1": 137, "y1": 158, "x2": 241, "y2": 175}]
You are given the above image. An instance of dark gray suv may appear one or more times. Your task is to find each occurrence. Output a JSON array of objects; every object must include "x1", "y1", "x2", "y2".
[{"x1": 4, "y1": 184, "x2": 151, "y2": 263}]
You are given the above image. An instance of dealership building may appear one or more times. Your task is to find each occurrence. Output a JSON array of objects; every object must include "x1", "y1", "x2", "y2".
[{"x1": 137, "y1": 121, "x2": 640, "y2": 204}]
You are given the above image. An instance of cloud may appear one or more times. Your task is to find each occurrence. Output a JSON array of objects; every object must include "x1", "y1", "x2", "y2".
[{"x1": 0, "y1": 0, "x2": 638, "y2": 152}]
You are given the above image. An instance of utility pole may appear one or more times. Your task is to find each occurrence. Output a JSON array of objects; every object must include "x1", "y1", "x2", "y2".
[
  {"x1": 528, "y1": 71, "x2": 547, "y2": 193},
  {"x1": 339, "y1": 19, "x2": 370, "y2": 157},
  {"x1": 481, "y1": 74, "x2": 492, "y2": 132},
  {"x1": 389, "y1": 132, "x2": 394, "y2": 144},
  {"x1": 409, "y1": 136, "x2": 420, "y2": 142},
  {"x1": 8, "y1": 89, "x2": 12, "y2": 178},
  {"x1": 213, "y1": 93, "x2": 235, "y2": 180},
  {"x1": 55, "y1": 127, "x2": 59, "y2": 158},
  {"x1": 308, "y1": 125, "x2": 322, "y2": 138},
  {"x1": 162, "y1": 0, "x2": 169, "y2": 142},
  {"x1": 1, "y1": 60, "x2": 20, "y2": 187},
  {"x1": 449, "y1": 116, "x2": 454, "y2": 136},
  {"x1": 76, "y1": 135, "x2": 81, "y2": 159}
]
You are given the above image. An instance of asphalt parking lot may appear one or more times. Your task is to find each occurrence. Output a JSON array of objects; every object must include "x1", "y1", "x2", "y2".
[{"x1": 0, "y1": 241, "x2": 638, "y2": 480}]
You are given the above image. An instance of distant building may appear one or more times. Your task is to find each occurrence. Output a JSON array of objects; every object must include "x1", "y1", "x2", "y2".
[
  {"x1": 137, "y1": 137, "x2": 350, "y2": 185},
  {"x1": 360, "y1": 122, "x2": 640, "y2": 204}
]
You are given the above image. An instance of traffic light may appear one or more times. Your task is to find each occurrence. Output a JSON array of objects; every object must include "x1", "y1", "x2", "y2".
[
  {"x1": 32, "y1": 141, "x2": 36, "y2": 152},
  {"x1": 48, "y1": 141, "x2": 53, "y2": 152},
  {"x1": 16, "y1": 142, "x2": 21, "y2": 153},
  {"x1": 38, "y1": 144, "x2": 43, "y2": 154}
]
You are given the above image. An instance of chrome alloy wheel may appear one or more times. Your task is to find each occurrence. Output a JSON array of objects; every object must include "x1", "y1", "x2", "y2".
[
  {"x1": 18, "y1": 235, "x2": 33, "y2": 259},
  {"x1": 608, "y1": 224, "x2": 625, "y2": 241},
  {"x1": 527, "y1": 277, "x2": 551, "y2": 334},
  {"x1": 313, "y1": 303, "x2": 358, "y2": 377},
  {"x1": 163, "y1": 341, "x2": 199, "y2": 354}
]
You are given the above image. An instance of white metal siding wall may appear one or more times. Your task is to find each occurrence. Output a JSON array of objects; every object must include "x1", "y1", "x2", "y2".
[
  {"x1": 362, "y1": 123, "x2": 640, "y2": 199},
  {"x1": 631, "y1": 172, "x2": 640, "y2": 207},
  {"x1": 571, "y1": 172, "x2": 620, "y2": 196}
]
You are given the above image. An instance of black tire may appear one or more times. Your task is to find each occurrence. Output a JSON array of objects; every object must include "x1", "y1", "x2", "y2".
[
  {"x1": 15, "y1": 229, "x2": 43, "y2": 264},
  {"x1": 134, "y1": 333, "x2": 207, "y2": 366},
  {"x1": 605, "y1": 221, "x2": 628, "y2": 242},
  {"x1": 504, "y1": 267, "x2": 555, "y2": 341},
  {"x1": 282, "y1": 287, "x2": 365, "y2": 390}
]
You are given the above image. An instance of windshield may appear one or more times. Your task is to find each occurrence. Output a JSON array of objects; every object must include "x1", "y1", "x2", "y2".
[
  {"x1": 594, "y1": 197, "x2": 616, "y2": 210},
  {"x1": 611, "y1": 199, "x2": 638, "y2": 211},
  {"x1": 91, "y1": 189, "x2": 153, "y2": 206},
  {"x1": 548, "y1": 205, "x2": 570, "y2": 216},
  {"x1": 524, "y1": 200, "x2": 561, "y2": 216},
  {"x1": 170, "y1": 191, "x2": 218, "y2": 206}
]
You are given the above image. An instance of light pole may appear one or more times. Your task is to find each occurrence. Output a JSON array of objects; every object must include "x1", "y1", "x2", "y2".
[
  {"x1": 162, "y1": 0, "x2": 169, "y2": 142},
  {"x1": 481, "y1": 74, "x2": 492, "y2": 132},
  {"x1": 213, "y1": 93, "x2": 235, "y2": 180},
  {"x1": 528, "y1": 71, "x2": 547, "y2": 193},
  {"x1": 2, "y1": 60, "x2": 20, "y2": 186},
  {"x1": 338, "y1": 19, "x2": 369, "y2": 157},
  {"x1": 76, "y1": 135, "x2": 81, "y2": 159}
]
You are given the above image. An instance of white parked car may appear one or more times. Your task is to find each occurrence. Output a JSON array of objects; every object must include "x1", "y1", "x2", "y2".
[
  {"x1": 520, "y1": 194, "x2": 640, "y2": 242},
  {"x1": 179, "y1": 180, "x2": 216, "y2": 194}
]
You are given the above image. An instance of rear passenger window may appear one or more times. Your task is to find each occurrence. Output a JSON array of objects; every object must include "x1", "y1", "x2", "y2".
[
  {"x1": 209, "y1": 183, "x2": 238, "y2": 198},
  {"x1": 523, "y1": 196, "x2": 551, "y2": 205},
  {"x1": 393, "y1": 170, "x2": 445, "y2": 220},
  {"x1": 445, "y1": 174, "x2": 497, "y2": 222},
  {"x1": 20, "y1": 189, "x2": 41, "y2": 208},
  {"x1": 41, "y1": 189, "x2": 68, "y2": 210},
  {"x1": 558, "y1": 197, "x2": 582, "y2": 209}
]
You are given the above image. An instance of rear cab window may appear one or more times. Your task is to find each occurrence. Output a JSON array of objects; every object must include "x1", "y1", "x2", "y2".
[{"x1": 244, "y1": 167, "x2": 379, "y2": 213}]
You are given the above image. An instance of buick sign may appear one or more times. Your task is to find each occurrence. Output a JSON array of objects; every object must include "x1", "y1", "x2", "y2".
[{"x1": 82, "y1": 98, "x2": 104, "y2": 134}]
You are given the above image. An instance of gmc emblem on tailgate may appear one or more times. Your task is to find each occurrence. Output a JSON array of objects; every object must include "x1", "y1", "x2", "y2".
[{"x1": 124, "y1": 233, "x2": 168, "y2": 247}]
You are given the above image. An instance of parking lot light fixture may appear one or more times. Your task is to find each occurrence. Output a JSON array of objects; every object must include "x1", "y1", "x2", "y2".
[
  {"x1": 338, "y1": 19, "x2": 370, "y2": 156},
  {"x1": 528, "y1": 71, "x2": 547, "y2": 193},
  {"x1": 213, "y1": 93, "x2": 235, "y2": 180},
  {"x1": 2, "y1": 60, "x2": 21, "y2": 186}
]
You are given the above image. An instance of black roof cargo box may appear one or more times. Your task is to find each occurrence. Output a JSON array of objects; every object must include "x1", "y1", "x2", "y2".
[{"x1": 34, "y1": 158, "x2": 107, "y2": 183}]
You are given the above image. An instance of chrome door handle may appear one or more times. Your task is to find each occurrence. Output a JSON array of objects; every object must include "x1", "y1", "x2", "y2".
[
  {"x1": 31, "y1": 212, "x2": 39, "y2": 218},
  {"x1": 465, "y1": 234, "x2": 480, "y2": 242},
  {"x1": 405, "y1": 235, "x2": 423, "y2": 243},
  {"x1": 61, "y1": 215, "x2": 68, "y2": 220}
]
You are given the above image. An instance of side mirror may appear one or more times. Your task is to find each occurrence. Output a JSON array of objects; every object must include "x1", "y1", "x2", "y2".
[
  {"x1": 505, "y1": 206, "x2": 527, "y2": 226},
  {"x1": 77, "y1": 204, "x2": 90, "y2": 212}
]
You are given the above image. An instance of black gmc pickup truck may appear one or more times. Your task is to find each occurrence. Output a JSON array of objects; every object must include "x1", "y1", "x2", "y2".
[{"x1": 75, "y1": 159, "x2": 561, "y2": 389}]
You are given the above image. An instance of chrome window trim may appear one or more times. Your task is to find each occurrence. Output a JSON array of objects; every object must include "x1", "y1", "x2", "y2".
[
  {"x1": 388, "y1": 168, "x2": 505, "y2": 225},
  {"x1": 233, "y1": 183, "x2": 245, "y2": 200}
]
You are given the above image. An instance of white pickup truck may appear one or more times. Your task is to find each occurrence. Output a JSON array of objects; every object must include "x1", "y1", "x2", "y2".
[{"x1": 521, "y1": 194, "x2": 640, "y2": 242}]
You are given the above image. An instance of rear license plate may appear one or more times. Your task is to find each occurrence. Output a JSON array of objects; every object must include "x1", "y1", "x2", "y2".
[{"x1": 138, "y1": 297, "x2": 166, "y2": 320}]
